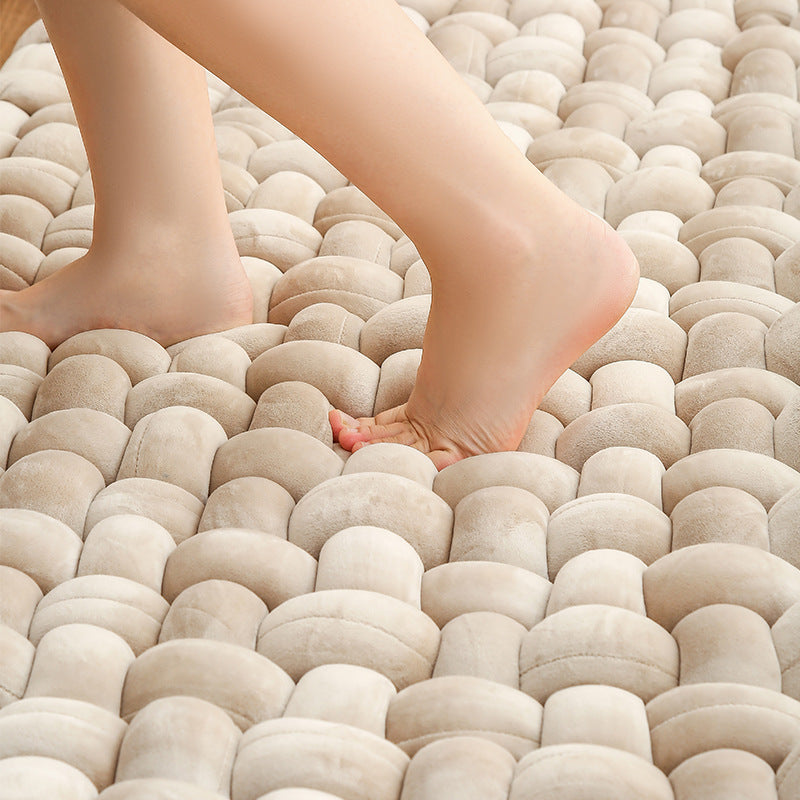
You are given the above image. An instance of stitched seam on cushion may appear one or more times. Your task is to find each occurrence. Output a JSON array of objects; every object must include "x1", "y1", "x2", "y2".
[
  {"x1": 275, "y1": 288, "x2": 393, "y2": 304},
  {"x1": 241, "y1": 729, "x2": 406, "y2": 769},
  {"x1": 6, "y1": 374, "x2": 41, "y2": 387},
  {"x1": 780, "y1": 652, "x2": 800, "y2": 674},
  {"x1": 777, "y1": 747, "x2": 800, "y2": 788},
  {"x1": 0, "y1": 708, "x2": 116, "y2": 728},
  {"x1": 129, "y1": 690, "x2": 260, "y2": 728},
  {"x1": 149, "y1": 483, "x2": 202, "y2": 514},
  {"x1": 41, "y1": 597, "x2": 165, "y2": 626},
  {"x1": 166, "y1": 494, "x2": 202, "y2": 514},
  {"x1": 520, "y1": 653, "x2": 677, "y2": 680},
  {"x1": 676, "y1": 298, "x2": 784, "y2": 314},
  {"x1": 260, "y1": 613, "x2": 430, "y2": 654},
  {"x1": 521, "y1": 779, "x2": 634, "y2": 798},
  {"x1": 102, "y1": 488, "x2": 200, "y2": 516},
  {"x1": 649, "y1": 702, "x2": 800, "y2": 734},
  {"x1": 467, "y1": 39, "x2": 477, "y2": 73},
  {"x1": 513, "y1": 746, "x2": 661, "y2": 789},
  {"x1": 684, "y1": 225, "x2": 791, "y2": 244},
  {"x1": 215, "y1": 736, "x2": 237, "y2": 795},
  {"x1": 518, "y1": 748, "x2": 595, "y2": 769},
  {"x1": 0, "y1": 682, "x2": 25, "y2": 700},
  {"x1": 238, "y1": 233, "x2": 316, "y2": 246},
  {"x1": 394, "y1": 728, "x2": 539, "y2": 749},
  {"x1": 335, "y1": 314, "x2": 349, "y2": 346},
  {"x1": 536, "y1": 158, "x2": 616, "y2": 173},
  {"x1": 132, "y1": 414, "x2": 153, "y2": 477},
  {"x1": 318, "y1": 214, "x2": 388, "y2": 228}
]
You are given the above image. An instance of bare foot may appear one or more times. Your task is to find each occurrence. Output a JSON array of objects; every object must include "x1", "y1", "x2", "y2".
[
  {"x1": 330, "y1": 191, "x2": 640, "y2": 470},
  {"x1": 0, "y1": 235, "x2": 253, "y2": 349}
]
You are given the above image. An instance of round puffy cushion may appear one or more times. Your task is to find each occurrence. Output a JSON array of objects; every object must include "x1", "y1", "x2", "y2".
[
  {"x1": 386, "y1": 674, "x2": 543, "y2": 758},
  {"x1": 232, "y1": 718, "x2": 409, "y2": 800},
  {"x1": 509, "y1": 744, "x2": 674, "y2": 800},
  {"x1": 0, "y1": 756, "x2": 99, "y2": 800},
  {"x1": 257, "y1": 589, "x2": 440, "y2": 689},
  {"x1": 519, "y1": 604, "x2": 679, "y2": 703}
]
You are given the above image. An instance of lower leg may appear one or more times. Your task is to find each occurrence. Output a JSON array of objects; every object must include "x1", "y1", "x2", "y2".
[
  {"x1": 5, "y1": 0, "x2": 640, "y2": 466},
  {"x1": 115, "y1": 0, "x2": 639, "y2": 465},
  {"x1": 0, "y1": 0, "x2": 252, "y2": 347},
  {"x1": 120, "y1": 0, "x2": 561, "y2": 253}
]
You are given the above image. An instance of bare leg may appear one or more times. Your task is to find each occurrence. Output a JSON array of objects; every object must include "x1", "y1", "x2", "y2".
[
  {"x1": 0, "y1": 0, "x2": 252, "y2": 347},
  {"x1": 4, "y1": 0, "x2": 639, "y2": 467}
]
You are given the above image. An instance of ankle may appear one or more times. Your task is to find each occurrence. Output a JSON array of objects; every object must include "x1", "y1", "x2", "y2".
[{"x1": 92, "y1": 213, "x2": 238, "y2": 261}]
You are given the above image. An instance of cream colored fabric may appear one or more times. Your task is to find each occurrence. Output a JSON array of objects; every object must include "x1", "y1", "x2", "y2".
[{"x1": 4, "y1": 6, "x2": 800, "y2": 798}]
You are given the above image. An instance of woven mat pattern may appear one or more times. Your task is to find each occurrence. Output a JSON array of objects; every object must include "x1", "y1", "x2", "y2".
[{"x1": 1, "y1": 2, "x2": 800, "y2": 798}]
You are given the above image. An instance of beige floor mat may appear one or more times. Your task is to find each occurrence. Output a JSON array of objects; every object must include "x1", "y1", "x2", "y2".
[{"x1": 1, "y1": 1, "x2": 800, "y2": 798}]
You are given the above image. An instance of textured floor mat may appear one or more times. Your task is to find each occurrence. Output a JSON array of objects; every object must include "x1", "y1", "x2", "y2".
[{"x1": 1, "y1": 2, "x2": 800, "y2": 798}]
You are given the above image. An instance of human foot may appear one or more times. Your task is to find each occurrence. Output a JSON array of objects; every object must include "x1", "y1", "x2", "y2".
[
  {"x1": 330, "y1": 192, "x2": 640, "y2": 471},
  {"x1": 0, "y1": 236, "x2": 253, "y2": 349}
]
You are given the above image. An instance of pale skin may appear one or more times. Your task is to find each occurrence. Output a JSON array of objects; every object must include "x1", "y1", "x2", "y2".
[{"x1": 1, "y1": 0, "x2": 640, "y2": 470}]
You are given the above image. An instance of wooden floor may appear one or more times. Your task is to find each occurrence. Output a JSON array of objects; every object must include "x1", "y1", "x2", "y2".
[{"x1": 1, "y1": 0, "x2": 40, "y2": 66}]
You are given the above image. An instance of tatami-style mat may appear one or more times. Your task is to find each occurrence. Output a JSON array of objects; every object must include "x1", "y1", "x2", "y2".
[{"x1": 1, "y1": 1, "x2": 800, "y2": 798}]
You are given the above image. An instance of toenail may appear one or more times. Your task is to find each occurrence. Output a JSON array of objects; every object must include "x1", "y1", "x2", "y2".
[{"x1": 338, "y1": 411, "x2": 358, "y2": 428}]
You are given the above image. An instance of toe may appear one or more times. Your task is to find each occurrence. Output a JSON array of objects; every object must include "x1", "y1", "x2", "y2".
[
  {"x1": 337, "y1": 419, "x2": 418, "y2": 451},
  {"x1": 351, "y1": 427, "x2": 424, "y2": 450},
  {"x1": 329, "y1": 403, "x2": 467, "y2": 469},
  {"x1": 329, "y1": 409, "x2": 359, "y2": 441},
  {"x1": 428, "y1": 448, "x2": 463, "y2": 471}
]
